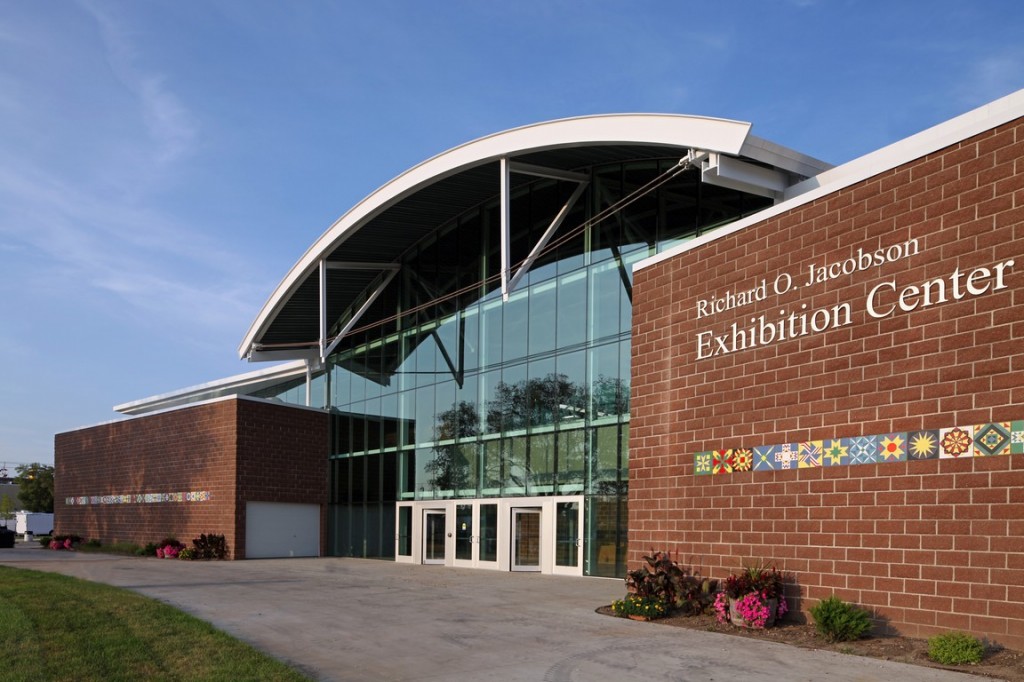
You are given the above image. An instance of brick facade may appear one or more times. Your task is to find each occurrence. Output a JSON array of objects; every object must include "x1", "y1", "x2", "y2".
[
  {"x1": 630, "y1": 118, "x2": 1024, "y2": 647},
  {"x1": 55, "y1": 396, "x2": 327, "y2": 559}
]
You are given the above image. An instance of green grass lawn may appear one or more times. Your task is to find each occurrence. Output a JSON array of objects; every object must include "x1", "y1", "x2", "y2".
[{"x1": 0, "y1": 566, "x2": 310, "y2": 681}]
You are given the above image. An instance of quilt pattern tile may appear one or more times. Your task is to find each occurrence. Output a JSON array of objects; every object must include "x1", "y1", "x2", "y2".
[
  {"x1": 1013, "y1": 421, "x2": 1024, "y2": 455},
  {"x1": 907, "y1": 430, "x2": 939, "y2": 460},
  {"x1": 753, "y1": 446, "x2": 777, "y2": 471},
  {"x1": 694, "y1": 452, "x2": 713, "y2": 476},
  {"x1": 974, "y1": 423, "x2": 1011, "y2": 457},
  {"x1": 773, "y1": 443, "x2": 799, "y2": 470},
  {"x1": 940, "y1": 426, "x2": 974, "y2": 458},
  {"x1": 822, "y1": 439, "x2": 850, "y2": 466},
  {"x1": 798, "y1": 441, "x2": 823, "y2": 468},
  {"x1": 712, "y1": 449, "x2": 733, "y2": 475},
  {"x1": 878, "y1": 433, "x2": 907, "y2": 462},
  {"x1": 731, "y1": 448, "x2": 753, "y2": 472},
  {"x1": 848, "y1": 436, "x2": 878, "y2": 464}
]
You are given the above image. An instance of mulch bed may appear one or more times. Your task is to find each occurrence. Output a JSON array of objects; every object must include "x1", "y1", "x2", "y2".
[{"x1": 597, "y1": 606, "x2": 1024, "y2": 681}]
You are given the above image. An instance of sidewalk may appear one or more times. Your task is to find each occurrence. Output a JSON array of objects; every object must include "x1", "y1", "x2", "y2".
[{"x1": 0, "y1": 544, "x2": 976, "y2": 682}]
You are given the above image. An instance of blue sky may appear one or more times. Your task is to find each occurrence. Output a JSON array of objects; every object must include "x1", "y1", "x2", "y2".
[{"x1": 1, "y1": 1, "x2": 1021, "y2": 467}]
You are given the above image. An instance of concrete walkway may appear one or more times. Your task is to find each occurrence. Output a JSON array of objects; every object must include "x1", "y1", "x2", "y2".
[{"x1": 1, "y1": 543, "x2": 975, "y2": 682}]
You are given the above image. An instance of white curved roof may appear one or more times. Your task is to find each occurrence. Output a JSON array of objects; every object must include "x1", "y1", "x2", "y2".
[{"x1": 238, "y1": 113, "x2": 827, "y2": 360}]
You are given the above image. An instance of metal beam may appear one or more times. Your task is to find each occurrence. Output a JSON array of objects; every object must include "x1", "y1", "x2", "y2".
[
  {"x1": 506, "y1": 180, "x2": 588, "y2": 295},
  {"x1": 500, "y1": 157, "x2": 511, "y2": 300},
  {"x1": 321, "y1": 268, "x2": 400, "y2": 361},
  {"x1": 319, "y1": 259, "x2": 328, "y2": 361},
  {"x1": 507, "y1": 161, "x2": 589, "y2": 184},
  {"x1": 324, "y1": 261, "x2": 400, "y2": 271}
]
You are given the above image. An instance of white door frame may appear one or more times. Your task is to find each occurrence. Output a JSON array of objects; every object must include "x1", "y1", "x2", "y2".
[{"x1": 394, "y1": 496, "x2": 583, "y2": 575}]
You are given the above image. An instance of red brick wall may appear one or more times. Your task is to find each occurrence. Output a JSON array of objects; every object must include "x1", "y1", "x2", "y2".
[
  {"x1": 630, "y1": 118, "x2": 1024, "y2": 648},
  {"x1": 55, "y1": 399, "x2": 239, "y2": 554},
  {"x1": 55, "y1": 397, "x2": 329, "y2": 560},
  {"x1": 234, "y1": 398, "x2": 328, "y2": 557}
]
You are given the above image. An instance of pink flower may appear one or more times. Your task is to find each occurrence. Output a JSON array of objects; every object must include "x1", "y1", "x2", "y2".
[
  {"x1": 156, "y1": 547, "x2": 164, "y2": 558},
  {"x1": 49, "y1": 540, "x2": 60, "y2": 550},
  {"x1": 63, "y1": 538, "x2": 73, "y2": 550}
]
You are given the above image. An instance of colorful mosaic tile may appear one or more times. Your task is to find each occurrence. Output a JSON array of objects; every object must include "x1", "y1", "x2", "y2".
[
  {"x1": 848, "y1": 436, "x2": 878, "y2": 464},
  {"x1": 712, "y1": 449, "x2": 733, "y2": 475},
  {"x1": 798, "y1": 441, "x2": 822, "y2": 468},
  {"x1": 1013, "y1": 421, "x2": 1024, "y2": 455},
  {"x1": 774, "y1": 443, "x2": 799, "y2": 470},
  {"x1": 940, "y1": 426, "x2": 974, "y2": 458},
  {"x1": 974, "y1": 423, "x2": 1011, "y2": 457},
  {"x1": 64, "y1": 490, "x2": 212, "y2": 506},
  {"x1": 878, "y1": 433, "x2": 907, "y2": 462},
  {"x1": 907, "y1": 430, "x2": 939, "y2": 460},
  {"x1": 731, "y1": 448, "x2": 753, "y2": 472},
  {"x1": 753, "y1": 446, "x2": 777, "y2": 471},
  {"x1": 822, "y1": 439, "x2": 850, "y2": 466},
  {"x1": 694, "y1": 452, "x2": 713, "y2": 476}
]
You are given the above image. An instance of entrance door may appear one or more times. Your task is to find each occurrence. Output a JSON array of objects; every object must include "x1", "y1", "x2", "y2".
[
  {"x1": 423, "y1": 510, "x2": 446, "y2": 564},
  {"x1": 552, "y1": 500, "x2": 582, "y2": 575},
  {"x1": 511, "y1": 508, "x2": 541, "y2": 571}
]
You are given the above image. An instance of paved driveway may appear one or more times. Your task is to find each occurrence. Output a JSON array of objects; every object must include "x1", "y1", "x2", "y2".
[{"x1": 0, "y1": 544, "x2": 974, "y2": 681}]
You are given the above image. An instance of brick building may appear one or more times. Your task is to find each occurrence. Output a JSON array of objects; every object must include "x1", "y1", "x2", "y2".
[{"x1": 56, "y1": 89, "x2": 1022, "y2": 646}]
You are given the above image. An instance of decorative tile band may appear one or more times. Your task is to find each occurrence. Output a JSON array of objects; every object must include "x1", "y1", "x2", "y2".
[
  {"x1": 695, "y1": 421, "x2": 1022, "y2": 476},
  {"x1": 64, "y1": 491, "x2": 213, "y2": 505}
]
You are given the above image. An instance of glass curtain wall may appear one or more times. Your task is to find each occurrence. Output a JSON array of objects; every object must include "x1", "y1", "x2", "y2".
[{"x1": 325, "y1": 160, "x2": 770, "y2": 576}]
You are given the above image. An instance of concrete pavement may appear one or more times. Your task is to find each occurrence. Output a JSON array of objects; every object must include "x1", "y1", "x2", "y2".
[{"x1": 0, "y1": 543, "x2": 976, "y2": 681}]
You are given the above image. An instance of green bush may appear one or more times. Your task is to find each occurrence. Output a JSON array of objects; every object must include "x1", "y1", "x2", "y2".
[
  {"x1": 192, "y1": 533, "x2": 229, "y2": 560},
  {"x1": 928, "y1": 632, "x2": 984, "y2": 665},
  {"x1": 809, "y1": 596, "x2": 872, "y2": 642}
]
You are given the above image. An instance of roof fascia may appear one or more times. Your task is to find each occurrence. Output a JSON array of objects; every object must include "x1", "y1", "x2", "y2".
[{"x1": 238, "y1": 114, "x2": 756, "y2": 359}]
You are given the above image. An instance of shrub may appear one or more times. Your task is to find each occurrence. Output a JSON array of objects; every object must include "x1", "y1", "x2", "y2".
[
  {"x1": 624, "y1": 550, "x2": 712, "y2": 614},
  {"x1": 810, "y1": 596, "x2": 872, "y2": 642},
  {"x1": 611, "y1": 594, "x2": 668, "y2": 620},
  {"x1": 928, "y1": 632, "x2": 984, "y2": 665},
  {"x1": 138, "y1": 542, "x2": 159, "y2": 557},
  {"x1": 178, "y1": 547, "x2": 196, "y2": 560},
  {"x1": 192, "y1": 533, "x2": 228, "y2": 560}
]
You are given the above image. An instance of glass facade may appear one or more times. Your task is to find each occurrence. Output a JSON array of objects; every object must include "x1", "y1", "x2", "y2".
[{"x1": 268, "y1": 158, "x2": 771, "y2": 577}]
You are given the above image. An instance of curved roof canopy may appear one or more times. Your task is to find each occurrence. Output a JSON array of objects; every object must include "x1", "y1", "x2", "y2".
[{"x1": 239, "y1": 113, "x2": 830, "y2": 364}]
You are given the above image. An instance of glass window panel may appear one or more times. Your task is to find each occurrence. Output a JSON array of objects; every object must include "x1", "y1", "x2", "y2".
[
  {"x1": 479, "y1": 503, "x2": 497, "y2": 562},
  {"x1": 414, "y1": 447, "x2": 437, "y2": 499},
  {"x1": 400, "y1": 450, "x2": 415, "y2": 499},
  {"x1": 331, "y1": 457, "x2": 350, "y2": 504},
  {"x1": 381, "y1": 393, "x2": 400, "y2": 450},
  {"x1": 556, "y1": 270, "x2": 587, "y2": 349},
  {"x1": 480, "y1": 369, "x2": 502, "y2": 435},
  {"x1": 350, "y1": 456, "x2": 365, "y2": 504},
  {"x1": 557, "y1": 429, "x2": 586, "y2": 493},
  {"x1": 457, "y1": 443, "x2": 479, "y2": 497},
  {"x1": 481, "y1": 439, "x2": 502, "y2": 494},
  {"x1": 502, "y1": 290, "x2": 528, "y2": 363},
  {"x1": 586, "y1": 495, "x2": 628, "y2": 578},
  {"x1": 331, "y1": 365, "x2": 351, "y2": 407},
  {"x1": 527, "y1": 357, "x2": 556, "y2": 429},
  {"x1": 589, "y1": 261, "x2": 621, "y2": 343},
  {"x1": 495, "y1": 362, "x2": 527, "y2": 433},
  {"x1": 365, "y1": 453, "x2": 381, "y2": 503},
  {"x1": 589, "y1": 344, "x2": 621, "y2": 422},
  {"x1": 591, "y1": 425, "x2": 619, "y2": 495},
  {"x1": 382, "y1": 452, "x2": 398, "y2": 502},
  {"x1": 414, "y1": 385, "x2": 435, "y2": 445},
  {"x1": 528, "y1": 280, "x2": 556, "y2": 356},
  {"x1": 455, "y1": 504, "x2": 473, "y2": 560},
  {"x1": 556, "y1": 350, "x2": 587, "y2": 427},
  {"x1": 399, "y1": 390, "x2": 415, "y2": 447},
  {"x1": 462, "y1": 307, "x2": 480, "y2": 373},
  {"x1": 503, "y1": 436, "x2": 527, "y2": 495},
  {"x1": 481, "y1": 299, "x2": 503, "y2": 369},
  {"x1": 528, "y1": 432, "x2": 555, "y2": 494},
  {"x1": 397, "y1": 505, "x2": 412, "y2": 556},
  {"x1": 365, "y1": 397, "x2": 381, "y2": 452},
  {"x1": 434, "y1": 380, "x2": 457, "y2": 435},
  {"x1": 556, "y1": 501, "x2": 580, "y2": 567},
  {"x1": 424, "y1": 444, "x2": 460, "y2": 496},
  {"x1": 350, "y1": 404, "x2": 367, "y2": 454}
]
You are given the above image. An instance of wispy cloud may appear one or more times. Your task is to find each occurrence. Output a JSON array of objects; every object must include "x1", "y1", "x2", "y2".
[
  {"x1": 958, "y1": 48, "x2": 1024, "y2": 107},
  {"x1": 79, "y1": 0, "x2": 198, "y2": 167}
]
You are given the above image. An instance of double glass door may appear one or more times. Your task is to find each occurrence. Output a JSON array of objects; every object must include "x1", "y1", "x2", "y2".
[{"x1": 399, "y1": 496, "x2": 582, "y2": 574}]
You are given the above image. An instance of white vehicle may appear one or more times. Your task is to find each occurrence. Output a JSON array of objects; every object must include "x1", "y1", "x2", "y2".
[{"x1": 15, "y1": 512, "x2": 54, "y2": 536}]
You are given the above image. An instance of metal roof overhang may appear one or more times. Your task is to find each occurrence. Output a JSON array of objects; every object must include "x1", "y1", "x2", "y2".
[{"x1": 238, "y1": 114, "x2": 830, "y2": 363}]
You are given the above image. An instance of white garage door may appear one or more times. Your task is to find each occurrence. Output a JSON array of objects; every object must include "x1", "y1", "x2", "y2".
[{"x1": 245, "y1": 501, "x2": 320, "y2": 559}]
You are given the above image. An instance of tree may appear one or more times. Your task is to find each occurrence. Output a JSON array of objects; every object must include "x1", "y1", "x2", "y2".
[
  {"x1": 0, "y1": 494, "x2": 13, "y2": 528},
  {"x1": 15, "y1": 463, "x2": 54, "y2": 513}
]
